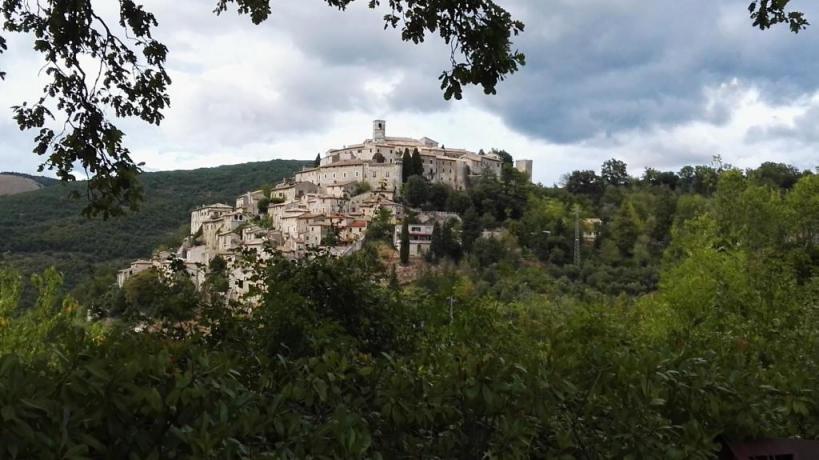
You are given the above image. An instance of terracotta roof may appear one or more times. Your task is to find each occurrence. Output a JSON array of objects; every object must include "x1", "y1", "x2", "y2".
[{"x1": 348, "y1": 220, "x2": 368, "y2": 228}]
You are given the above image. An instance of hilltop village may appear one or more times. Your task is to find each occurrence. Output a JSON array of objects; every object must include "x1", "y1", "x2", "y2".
[{"x1": 117, "y1": 120, "x2": 534, "y2": 299}]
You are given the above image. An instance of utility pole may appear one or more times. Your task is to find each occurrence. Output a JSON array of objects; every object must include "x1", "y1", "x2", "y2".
[{"x1": 574, "y1": 207, "x2": 581, "y2": 266}]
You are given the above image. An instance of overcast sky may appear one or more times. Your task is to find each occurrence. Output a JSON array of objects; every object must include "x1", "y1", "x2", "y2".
[{"x1": 1, "y1": 0, "x2": 818, "y2": 185}]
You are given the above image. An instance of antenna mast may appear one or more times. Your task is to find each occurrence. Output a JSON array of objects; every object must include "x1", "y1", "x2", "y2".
[{"x1": 574, "y1": 207, "x2": 581, "y2": 266}]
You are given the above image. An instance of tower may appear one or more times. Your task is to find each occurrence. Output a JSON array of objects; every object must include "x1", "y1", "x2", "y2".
[
  {"x1": 373, "y1": 119, "x2": 386, "y2": 142},
  {"x1": 515, "y1": 159, "x2": 533, "y2": 181}
]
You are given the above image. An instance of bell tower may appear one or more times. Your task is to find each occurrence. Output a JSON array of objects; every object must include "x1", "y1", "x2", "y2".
[{"x1": 373, "y1": 119, "x2": 386, "y2": 142}]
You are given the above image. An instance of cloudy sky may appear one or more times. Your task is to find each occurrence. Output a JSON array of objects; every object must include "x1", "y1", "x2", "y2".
[{"x1": 1, "y1": 0, "x2": 818, "y2": 185}]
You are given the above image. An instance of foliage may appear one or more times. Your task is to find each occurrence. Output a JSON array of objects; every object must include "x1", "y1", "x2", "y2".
[
  {"x1": 400, "y1": 220, "x2": 410, "y2": 265},
  {"x1": 365, "y1": 208, "x2": 394, "y2": 244},
  {"x1": 402, "y1": 175, "x2": 428, "y2": 207},
  {"x1": 601, "y1": 158, "x2": 631, "y2": 187},
  {"x1": 1, "y1": 192, "x2": 815, "y2": 457},
  {"x1": 563, "y1": 169, "x2": 604, "y2": 199},
  {"x1": 411, "y1": 148, "x2": 424, "y2": 178},
  {"x1": 350, "y1": 181, "x2": 372, "y2": 196},
  {"x1": 748, "y1": 0, "x2": 809, "y2": 32},
  {"x1": 748, "y1": 161, "x2": 807, "y2": 189},
  {"x1": 401, "y1": 148, "x2": 413, "y2": 183},
  {"x1": 0, "y1": 159, "x2": 305, "y2": 304},
  {"x1": 256, "y1": 197, "x2": 271, "y2": 214},
  {"x1": 121, "y1": 268, "x2": 198, "y2": 329},
  {"x1": 1, "y1": 156, "x2": 818, "y2": 458}
]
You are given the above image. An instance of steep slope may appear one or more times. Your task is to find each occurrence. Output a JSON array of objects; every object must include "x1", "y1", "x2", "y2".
[
  {"x1": 0, "y1": 159, "x2": 308, "y2": 297},
  {"x1": 0, "y1": 174, "x2": 43, "y2": 196}
]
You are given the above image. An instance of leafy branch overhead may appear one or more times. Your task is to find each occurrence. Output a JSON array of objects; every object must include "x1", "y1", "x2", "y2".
[
  {"x1": 748, "y1": 0, "x2": 809, "y2": 32},
  {"x1": 0, "y1": 1, "x2": 809, "y2": 217}
]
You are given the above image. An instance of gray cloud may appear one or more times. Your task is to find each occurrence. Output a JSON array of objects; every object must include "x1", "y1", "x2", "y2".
[{"x1": 474, "y1": 0, "x2": 819, "y2": 143}]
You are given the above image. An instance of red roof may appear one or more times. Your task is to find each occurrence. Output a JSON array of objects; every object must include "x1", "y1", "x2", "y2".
[{"x1": 348, "y1": 220, "x2": 368, "y2": 228}]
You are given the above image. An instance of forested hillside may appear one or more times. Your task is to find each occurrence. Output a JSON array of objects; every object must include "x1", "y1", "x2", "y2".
[
  {"x1": 0, "y1": 160, "x2": 308, "y2": 300},
  {"x1": 1, "y1": 159, "x2": 817, "y2": 458}
]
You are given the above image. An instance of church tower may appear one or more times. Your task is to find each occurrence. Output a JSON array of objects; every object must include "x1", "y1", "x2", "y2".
[{"x1": 373, "y1": 119, "x2": 386, "y2": 142}]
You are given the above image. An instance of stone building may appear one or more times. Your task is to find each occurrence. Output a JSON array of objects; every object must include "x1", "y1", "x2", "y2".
[
  {"x1": 119, "y1": 118, "x2": 532, "y2": 302},
  {"x1": 190, "y1": 203, "x2": 233, "y2": 235},
  {"x1": 309, "y1": 120, "x2": 505, "y2": 192}
]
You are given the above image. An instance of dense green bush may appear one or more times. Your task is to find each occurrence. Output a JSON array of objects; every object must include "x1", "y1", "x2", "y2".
[{"x1": 1, "y1": 169, "x2": 817, "y2": 458}]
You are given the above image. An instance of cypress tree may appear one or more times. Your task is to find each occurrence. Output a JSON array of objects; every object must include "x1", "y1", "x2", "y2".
[
  {"x1": 314, "y1": 153, "x2": 321, "y2": 168},
  {"x1": 461, "y1": 207, "x2": 483, "y2": 252},
  {"x1": 400, "y1": 220, "x2": 410, "y2": 265},
  {"x1": 442, "y1": 219, "x2": 455, "y2": 258},
  {"x1": 402, "y1": 148, "x2": 412, "y2": 182},
  {"x1": 411, "y1": 148, "x2": 423, "y2": 177},
  {"x1": 430, "y1": 222, "x2": 443, "y2": 262}
]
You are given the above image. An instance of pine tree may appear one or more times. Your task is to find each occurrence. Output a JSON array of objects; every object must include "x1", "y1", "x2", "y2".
[
  {"x1": 402, "y1": 148, "x2": 412, "y2": 182},
  {"x1": 400, "y1": 220, "x2": 410, "y2": 265}
]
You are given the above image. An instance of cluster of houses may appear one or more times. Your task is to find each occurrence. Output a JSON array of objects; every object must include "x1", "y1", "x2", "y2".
[{"x1": 117, "y1": 120, "x2": 533, "y2": 299}]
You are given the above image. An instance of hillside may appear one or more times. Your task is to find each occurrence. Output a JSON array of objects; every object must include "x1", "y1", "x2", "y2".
[
  {"x1": 0, "y1": 159, "x2": 308, "y2": 299},
  {"x1": 0, "y1": 174, "x2": 44, "y2": 196}
]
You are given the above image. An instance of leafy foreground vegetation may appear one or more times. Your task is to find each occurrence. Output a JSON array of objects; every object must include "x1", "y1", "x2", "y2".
[
  {"x1": 1, "y1": 166, "x2": 817, "y2": 458},
  {"x1": 0, "y1": 159, "x2": 307, "y2": 302}
]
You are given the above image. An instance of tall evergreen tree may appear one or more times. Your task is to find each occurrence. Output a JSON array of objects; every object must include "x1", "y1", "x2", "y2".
[
  {"x1": 411, "y1": 148, "x2": 424, "y2": 178},
  {"x1": 400, "y1": 220, "x2": 410, "y2": 265},
  {"x1": 402, "y1": 148, "x2": 412, "y2": 183},
  {"x1": 461, "y1": 207, "x2": 483, "y2": 252},
  {"x1": 430, "y1": 222, "x2": 443, "y2": 262},
  {"x1": 442, "y1": 219, "x2": 457, "y2": 259},
  {"x1": 314, "y1": 153, "x2": 321, "y2": 168}
]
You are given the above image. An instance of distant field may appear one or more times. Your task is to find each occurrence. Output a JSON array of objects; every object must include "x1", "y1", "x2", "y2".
[{"x1": 0, "y1": 174, "x2": 42, "y2": 196}]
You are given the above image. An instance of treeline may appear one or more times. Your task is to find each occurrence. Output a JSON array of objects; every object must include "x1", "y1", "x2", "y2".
[
  {"x1": 397, "y1": 157, "x2": 815, "y2": 296},
  {"x1": 1, "y1": 163, "x2": 818, "y2": 457},
  {"x1": 0, "y1": 160, "x2": 307, "y2": 304}
]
